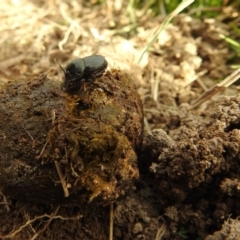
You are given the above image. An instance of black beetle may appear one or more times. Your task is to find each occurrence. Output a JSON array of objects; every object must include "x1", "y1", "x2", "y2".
[{"x1": 60, "y1": 55, "x2": 108, "y2": 92}]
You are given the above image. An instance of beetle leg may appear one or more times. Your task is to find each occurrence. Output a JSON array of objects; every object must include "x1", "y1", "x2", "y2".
[{"x1": 59, "y1": 64, "x2": 66, "y2": 74}]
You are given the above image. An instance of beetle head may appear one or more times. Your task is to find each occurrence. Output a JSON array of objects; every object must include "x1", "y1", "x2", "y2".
[{"x1": 60, "y1": 63, "x2": 84, "y2": 93}]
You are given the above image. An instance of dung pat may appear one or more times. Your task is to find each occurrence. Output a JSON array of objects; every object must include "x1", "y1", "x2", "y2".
[
  {"x1": 0, "y1": 69, "x2": 143, "y2": 205},
  {"x1": 51, "y1": 69, "x2": 144, "y2": 203}
]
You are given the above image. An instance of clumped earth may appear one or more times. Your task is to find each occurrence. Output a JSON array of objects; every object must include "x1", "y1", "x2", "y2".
[
  {"x1": 1, "y1": 1, "x2": 240, "y2": 240},
  {"x1": 2, "y1": 73, "x2": 240, "y2": 240}
]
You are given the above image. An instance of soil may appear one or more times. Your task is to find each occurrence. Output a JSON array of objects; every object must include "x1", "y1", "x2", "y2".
[
  {"x1": 2, "y1": 75, "x2": 240, "y2": 240},
  {"x1": 1, "y1": 1, "x2": 240, "y2": 240}
]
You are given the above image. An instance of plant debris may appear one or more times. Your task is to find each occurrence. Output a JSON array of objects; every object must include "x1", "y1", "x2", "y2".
[{"x1": 0, "y1": 0, "x2": 240, "y2": 239}]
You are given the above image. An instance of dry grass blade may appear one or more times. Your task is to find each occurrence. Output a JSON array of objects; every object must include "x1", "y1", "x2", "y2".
[
  {"x1": 190, "y1": 68, "x2": 240, "y2": 109},
  {"x1": 155, "y1": 224, "x2": 166, "y2": 240},
  {"x1": 0, "y1": 190, "x2": 10, "y2": 212},
  {"x1": 183, "y1": 70, "x2": 208, "y2": 89},
  {"x1": 0, "y1": 55, "x2": 25, "y2": 69},
  {"x1": 139, "y1": 0, "x2": 195, "y2": 63},
  {"x1": 151, "y1": 69, "x2": 161, "y2": 102},
  {"x1": 109, "y1": 203, "x2": 113, "y2": 240},
  {"x1": 144, "y1": 117, "x2": 153, "y2": 135},
  {"x1": 188, "y1": 6, "x2": 222, "y2": 15},
  {"x1": 54, "y1": 161, "x2": 70, "y2": 197}
]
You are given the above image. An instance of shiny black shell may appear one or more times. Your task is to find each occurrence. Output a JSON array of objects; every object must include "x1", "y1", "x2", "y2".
[{"x1": 61, "y1": 55, "x2": 108, "y2": 93}]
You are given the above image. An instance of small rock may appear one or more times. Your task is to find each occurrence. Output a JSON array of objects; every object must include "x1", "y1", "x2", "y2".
[
  {"x1": 143, "y1": 216, "x2": 150, "y2": 223},
  {"x1": 133, "y1": 223, "x2": 143, "y2": 234}
]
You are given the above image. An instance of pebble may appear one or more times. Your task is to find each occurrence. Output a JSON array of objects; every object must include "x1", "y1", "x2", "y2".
[{"x1": 133, "y1": 223, "x2": 143, "y2": 234}]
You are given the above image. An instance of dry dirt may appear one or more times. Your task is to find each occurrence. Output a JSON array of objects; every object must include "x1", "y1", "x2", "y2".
[{"x1": 1, "y1": 1, "x2": 240, "y2": 240}]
